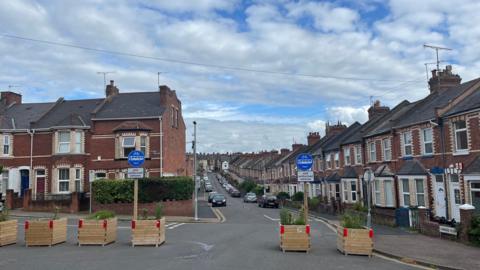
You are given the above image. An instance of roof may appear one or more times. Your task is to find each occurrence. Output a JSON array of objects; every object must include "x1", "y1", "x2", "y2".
[
  {"x1": 464, "y1": 155, "x2": 480, "y2": 175},
  {"x1": 94, "y1": 92, "x2": 165, "y2": 119},
  {"x1": 444, "y1": 84, "x2": 480, "y2": 117},
  {"x1": 0, "y1": 102, "x2": 55, "y2": 129},
  {"x1": 396, "y1": 160, "x2": 429, "y2": 176},
  {"x1": 326, "y1": 172, "x2": 341, "y2": 183},
  {"x1": 33, "y1": 99, "x2": 103, "y2": 128},
  {"x1": 342, "y1": 166, "x2": 358, "y2": 179},
  {"x1": 374, "y1": 164, "x2": 395, "y2": 177},
  {"x1": 394, "y1": 78, "x2": 480, "y2": 128},
  {"x1": 310, "y1": 133, "x2": 340, "y2": 156},
  {"x1": 323, "y1": 122, "x2": 362, "y2": 152},
  {"x1": 342, "y1": 111, "x2": 392, "y2": 145},
  {"x1": 365, "y1": 100, "x2": 416, "y2": 137}
]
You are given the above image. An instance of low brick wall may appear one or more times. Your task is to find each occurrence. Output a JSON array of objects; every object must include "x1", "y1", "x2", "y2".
[
  {"x1": 92, "y1": 199, "x2": 194, "y2": 217},
  {"x1": 373, "y1": 207, "x2": 396, "y2": 226}
]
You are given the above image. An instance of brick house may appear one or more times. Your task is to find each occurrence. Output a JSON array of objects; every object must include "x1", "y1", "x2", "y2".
[{"x1": 0, "y1": 81, "x2": 186, "y2": 199}]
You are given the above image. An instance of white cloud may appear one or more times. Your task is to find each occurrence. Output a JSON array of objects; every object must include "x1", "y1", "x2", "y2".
[{"x1": 326, "y1": 106, "x2": 369, "y2": 125}]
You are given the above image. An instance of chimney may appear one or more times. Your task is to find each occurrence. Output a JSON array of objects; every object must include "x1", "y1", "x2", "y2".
[
  {"x1": 1, "y1": 91, "x2": 22, "y2": 106},
  {"x1": 105, "y1": 80, "x2": 119, "y2": 98},
  {"x1": 368, "y1": 100, "x2": 390, "y2": 120},
  {"x1": 428, "y1": 65, "x2": 461, "y2": 93},
  {"x1": 280, "y1": 148, "x2": 290, "y2": 156},
  {"x1": 292, "y1": 144, "x2": 304, "y2": 152},
  {"x1": 307, "y1": 132, "x2": 321, "y2": 146},
  {"x1": 325, "y1": 121, "x2": 347, "y2": 137}
]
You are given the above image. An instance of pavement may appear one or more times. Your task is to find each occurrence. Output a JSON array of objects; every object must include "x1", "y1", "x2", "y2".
[{"x1": 0, "y1": 172, "x2": 457, "y2": 270}]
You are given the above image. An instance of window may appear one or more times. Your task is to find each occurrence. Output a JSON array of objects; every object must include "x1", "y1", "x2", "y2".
[
  {"x1": 95, "y1": 172, "x2": 106, "y2": 180},
  {"x1": 75, "y1": 169, "x2": 81, "y2": 192},
  {"x1": 326, "y1": 154, "x2": 331, "y2": 169},
  {"x1": 3, "y1": 135, "x2": 10, "y2": 155},
  {"x1": 382, "y1": 138, "x2": 391, "y2": 161},
  {"x1": 402, "y1": 131, "x2": 412, "y2": 156},
  {"x1": 58, "y1": 168, "x2": 70, "y2": 193},
  {"x1": 175, "y1": 109, "x2": 179, "y2": 128},
  {"x1": 334, "y1": 152, "x2": 339, "y2": 168},
  {"x1": 453, "y1": 120, "x2": 468, "y2": 152},
  {"x1": 58, "y1": 131, "x2": 70, "y2": 153},
  {"x1": 374, "y1": 180, "x2": 381, "y2": 205},
  {"x1": 335, "y1": 184, "x2": 340, "y2": 198},
  {"x1": 454, "y1": 189, "x2": 461, "y2": 204},
  {"x1": 369, "y1": 142, "x2": 376, "y2": 162},
  {"x1": 450, "y1": 174, "x2": 459, "y2": 183},
  {"x1": 122, "y1": 136, "x2": 136, "y2": 157},
  {"x1": 384, "y1": 180, "x2": 394, "y2": 207},
  {"x1": 344, "y1": 147, "x2": 351, "y2": 165},
  {"x1": 1, "y1": 171, "x2": 8, "y2": 194},
  {"x1": 421, "y1": 128, "x2": 433, "y2": 155},
  {"x1": 351, "y1": 181, "x2": 357, "y2": 202},
  {"x1": 343, "y1": 181, "x2": 349, "y2": 202},
  {"x1": 74, "y1": 132, "x2": 82, "y2": 153},
  {"x1": 140, "y1": 136, "x2": 147, "y2": 155},
  {"x1": 415, "y1": 179, "x2": 425, "y2": 206},
  {"x1": 401, "y1": 179, "x2": 410, "y2": 206},
  {"x1": 354, "y1": 145, "x2": 362, "y2": 164}
]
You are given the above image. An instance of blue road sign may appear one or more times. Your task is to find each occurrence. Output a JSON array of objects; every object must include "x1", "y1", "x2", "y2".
[
  {"x1": 296, "y1": 153, "x2": 313, "y2": 171},
  {"x1": 128, "y1": 150, "x2": 145, "y2": 168}
]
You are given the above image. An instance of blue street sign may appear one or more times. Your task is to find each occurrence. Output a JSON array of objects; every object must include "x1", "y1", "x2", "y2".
[
  {"x1": 128, "y1": 150, "x2": 145, "y2": 168},
  {"x1": 296, "y1": 153, "x2": 313, "y2": 171}
]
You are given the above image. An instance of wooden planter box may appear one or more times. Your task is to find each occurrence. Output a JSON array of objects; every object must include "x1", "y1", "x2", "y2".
[
  {"x1": 279, "y1": 224, "x2": 311, "y2": 252},
  {"x1": 0, "y1": 220, "x2": 17, "y2": 246},
  {"x1": 78, "y1": 218, "x2": 117, "y2": 246},
  {"x1": 131, "y1": 217, "x2": 165, "y2": 247},
  {"x1": 336, "y1": 226, "x2": 373, "y2": 256},
  {"x1": 25, "y1": 218, "x2": 67, "y2": 247}
]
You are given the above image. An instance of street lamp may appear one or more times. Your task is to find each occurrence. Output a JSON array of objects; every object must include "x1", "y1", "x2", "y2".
[
  {"x1": 363, "y1": 168, "x2": 374, "y2": 228},
  {"x1": 193, "y1": 121, "x2": 198, "y2": 221}
]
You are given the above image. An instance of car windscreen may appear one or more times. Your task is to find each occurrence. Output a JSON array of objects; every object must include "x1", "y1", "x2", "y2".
[
  {"x1": 267, "y1": 196, "x2": 277, "y2": 200},
  {"x1": 213, "y1": 195, "x2": 225, "y2": 199}
]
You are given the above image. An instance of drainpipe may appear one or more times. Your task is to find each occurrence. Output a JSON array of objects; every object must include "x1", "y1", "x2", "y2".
[
  {"x1": 438, "y1": 117, "x2": 450, "y2": 220},
  {"x1": 159, "y1": 116, "x2": 163, "y2": 177},
  {"x1": 27, "y1": 129, "x2": 35, "y2": 196}
]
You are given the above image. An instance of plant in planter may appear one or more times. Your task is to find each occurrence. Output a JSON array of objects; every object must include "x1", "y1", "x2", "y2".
[
  {"x1": 0, "y1": 208, "x2": 17, "y2": 247},
  {"x1": 78, "y1": 210, "x2": 117, "y2": 246},
  {"x1": 337, "y1": 211, "x2": 373, "y2": 256},
  {"x1": 279, "y1": 208, "x2": 310, "y2": 253},
  {"x1": 131, "y1": 203, "x2": 165, "y2": 247},
  {"x1": 25, "y1": 207, "x2": 67, "y2": 247}
]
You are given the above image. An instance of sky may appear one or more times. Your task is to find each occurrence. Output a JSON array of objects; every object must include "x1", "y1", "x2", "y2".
[{"x1": 2, "y1": 0, "x2": 480, "y2": 153}]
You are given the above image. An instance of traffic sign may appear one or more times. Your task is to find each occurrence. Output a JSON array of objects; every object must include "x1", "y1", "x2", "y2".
[
  {"x1": 298, "y1": 170, "x2": 314, "y2": 182},
  {"x1": 128, "y1": 150, "x2": 145, "y2": 168},
  {"x1": 296, "y1": 153, "x2": 313, "y2": 171},
  {"x1": 127, "y1": 168, "x2": 144, "y2": 179}
]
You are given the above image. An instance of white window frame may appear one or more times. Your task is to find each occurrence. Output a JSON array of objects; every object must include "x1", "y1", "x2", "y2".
[
  {"x1": 382, "y1": 138, "x2": 391, "y2": 161},
  {"x1": 421, "y1": 128, "x2": 433, "y2": 155},
  {"x1": 354, "y1": 145, "x2": 362, "y2": 164},
  {"x1": 74, "y1": 132, "x2": 82, "y2": 154},
  {"x1": 374, "y1": 179, "x2": 381, "y2": 206},
  {"x1": 334, "y1": 152, "x2": 339, "y2": 168},
  {"x1": 415, "y1": 178, "x2": 425, "y2": 207},
  {"x1": 343, "y1": 181, "x2": 349, "y2": 202},
  {"x1": 3, "y1": 135, "x2": 10, "y2": 155},
  {"x1": 75, "y1": 168, "x2": 82, "y2": 192},
  {"x1": 453, "y1": 120, "x2": 468, "y2": 154},
  {"x1": 369, "y1": 142, "x2": 376, "y2": 162},
  {"x1": 58, "y1": 131, "x2": 71, "y2": 154},
  {"x1": 402, "y1": 131, "x2": 413, "y2": 157},
  {"x1": 326, "y1": 154, "x2": 331, "y2": 169},
  {"x1": 350, "y1": 180, "x2": 357, "y2": 202},
  {"x1": 344, "y1": 147, "x2": 351, "y2": 166},
  {"x1": 384, "y1": 179, "x2": 394, "y2": 207},
  {"x1": 401, "y1": 178, "x2": 410, "y2": 207},
  {"x1": 122, "y1": 136, "x2": 136, "y2": 158},
  {"x1": 58, "y1": 168, "x2": 70, "y2": 194},
  {"x1": 140, "y1": 136, "x2": 147, "y2": 155}
]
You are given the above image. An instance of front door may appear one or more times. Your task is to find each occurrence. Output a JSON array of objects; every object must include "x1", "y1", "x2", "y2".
[
  {"x1": 20, "y1": 169, "x2": 29, "y2": 196},
  {"x1": 449, "y1": 174, "x2": 461, "y2": 222},
  {"x1": 36, "y1": 169, "x2": 46, "y2": 196},
  {"x1": 434, "y1": 175, "x2": 446, "y2": 218}
]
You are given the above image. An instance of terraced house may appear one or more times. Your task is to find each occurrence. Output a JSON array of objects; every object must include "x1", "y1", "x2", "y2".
[{"x1": 0, "y1": 81, "x2": 186, "y2": 199}]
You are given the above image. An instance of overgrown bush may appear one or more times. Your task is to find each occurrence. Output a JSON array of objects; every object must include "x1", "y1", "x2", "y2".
[
  {"x1": 253, "y1": 185, "x2": 265, "y2": 196},
  {"x1": 155, "y1": 203, "x2": 163, "y2": 219},
  {"x1": 469, "y1": 216, "x2": 480, "y2": 245},
  {"x1": 341, "y1": 211, "x2": 365, "y2": 229},
  {"x1": 93, "y1": 177, "x2": 194, "y2": 204},
  {"x1": 292, "y1": 192, "x2": 304, "y2": 202},
  {"x1": 0, "y1": 209, "x2": 8, "y2": 222},
  {"x1": 238, "y1": 180, "x2": 257, "y2": 193},
  {"x1": 279, "y1": 208, "x2": 306, "y2": 225},
  {"x1": 277, "y1": 192, "x2": 290, "y2": 200},
  {"x1": 88, "y1": 210, "x2": 116, "y2": 220},
  {"x1": 308, "y1": 197, "x2": 320, "y2": 210},
  {"x1": 352, "y1": 202, "x2": 368, "y2": 213}
]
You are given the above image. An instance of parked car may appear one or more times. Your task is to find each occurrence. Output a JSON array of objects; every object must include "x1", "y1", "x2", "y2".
[
  {"x1": 208, "y1": 192, "x2": 218, "y2": 203},
  {"x1": 230, "y1": 189, "x2": 241, "y2": 197},
  {"x1": 211, "y1": 194, "x2": 227, "y2": 207},
  {"x1": 258, "y1": 195, "x2": 279, "y2": 208},
  {"x1": 243, "y1": 192, "x2": 257, "y2": 203},
  {"x1": 205, "y1": 184, "x2": 213, "y2": 192}
]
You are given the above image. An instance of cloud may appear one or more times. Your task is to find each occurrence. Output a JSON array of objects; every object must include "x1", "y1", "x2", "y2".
[{"x1": 326, "y1": 106, "x2": 369, "y2": 125}]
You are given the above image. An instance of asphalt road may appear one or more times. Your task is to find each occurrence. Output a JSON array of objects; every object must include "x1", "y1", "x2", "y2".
[{"x1": 0, "y1": 172, "x2": 420, "y2": 270}]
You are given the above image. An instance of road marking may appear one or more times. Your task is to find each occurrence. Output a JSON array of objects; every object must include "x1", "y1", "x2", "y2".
[
  {"x1": 167, "y1": 223, "x2": 186, "y2": 229},
  {"x1": 263, "y1": 214, "x2": 280, "y2": 221}
]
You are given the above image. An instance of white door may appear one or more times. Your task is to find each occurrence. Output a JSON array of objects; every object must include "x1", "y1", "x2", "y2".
[
  {"x1": 434, "y1": 175, "x2": 446, "y2": 218},
  {"x1": 449, "y1": 174, "x2": 461, "y2": 221}
]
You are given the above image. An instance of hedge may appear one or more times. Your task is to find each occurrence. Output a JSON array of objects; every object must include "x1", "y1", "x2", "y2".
[{"x1": 93, "y1": 177, "x2": 194, "y2": 204}]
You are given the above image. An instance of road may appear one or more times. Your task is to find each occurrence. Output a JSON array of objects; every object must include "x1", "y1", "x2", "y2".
[{"x1": 0, "y1": 172, "x2": 420, "y2": 270}]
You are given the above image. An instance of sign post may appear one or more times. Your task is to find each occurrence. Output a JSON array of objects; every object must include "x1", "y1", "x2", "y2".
[
  {"x1": 363, "y1": 168, "x2": 374, "y2": 228},
  {"x1": 128, "y1": 150, "x2": 145, "y2": 221},
  {"x1": 296, "y1": 153, "x2": 314, "y2": 224}
]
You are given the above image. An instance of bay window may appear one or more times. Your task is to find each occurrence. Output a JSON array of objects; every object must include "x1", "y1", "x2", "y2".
[
  {"x1": 122, "y1": 136, "x2": 136, "y2": 157},
  {"x1": 415, "y1": 179, "x2": 425, "y2": 206},
  {"x1": 343, "y1": 181, "x2": 349, "y2": 202},
  {"x1": 374, "y1": 180, "x2": 381, "y2": 205},
  {"x1": 58, "y1": 168, "x2": 70, "y2": 193},
  {"x1": 140, "y1": 136, "x2": 147, "y2": 155},
  {"x1": 384, "y1": 180, "x2": 394, "y2": 207},
  {"x1": 74, "y1": 132, "x2": 82, "y2": 153},
  {"x1": 58, "y1": 131, "x2": 70, "y2": 153},
  {"x1": 75, "y1": 168, "x2": 82, "y2": 192},
  {"x1": 401, "y1": 178, "x2": 410, "y2": 206},
  {"x1": 351, "y1": 181, "x2": 357, "y2": 202}
]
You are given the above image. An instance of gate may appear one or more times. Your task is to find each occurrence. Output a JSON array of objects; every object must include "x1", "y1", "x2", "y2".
[{"x1": 395, "y1": 207, "x2": 410, "y2": 227}]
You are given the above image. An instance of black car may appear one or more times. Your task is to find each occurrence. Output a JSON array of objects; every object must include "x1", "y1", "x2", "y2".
[
  {"x1": 258, "y1": 195, "x2": 279, "y2": 208},
  {"x1": 230, "y1": 189, "x2": 241, "y2": 197},
  {"x1": 208, "y1": 192, "x2": 218, "y2": 203},
  {"x1": 211, "y1": 194, "x2": 226, "y2": 207}
]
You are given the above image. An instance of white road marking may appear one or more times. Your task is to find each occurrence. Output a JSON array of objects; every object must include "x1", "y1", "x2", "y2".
[
  {"x1": 263, "y1": 214, "x2": 280, "y2": 221},
  {"x1": 168, "y1": 223, "x2": 186, "y2": 229}
]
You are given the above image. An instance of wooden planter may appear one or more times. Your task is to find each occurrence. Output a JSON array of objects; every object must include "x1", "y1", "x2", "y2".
[
  {"x1": 78, "y1": 218, "x2": 117, "y2": 246},
  {"x1": 131, "y1": 217, "x2": 166, "y2": 247},
  {"x1": 337, "y1": 226, "x2": 373, "y2": 256},
  {"x1": 279, "y1": 224, "x2": 311, "y2": 252},
  {"x1": 25, "y1": 218, "x2": 67, "y2": 247},
  {"x1": 0, "y1": 220, "x2": 17, "y2": 246}
]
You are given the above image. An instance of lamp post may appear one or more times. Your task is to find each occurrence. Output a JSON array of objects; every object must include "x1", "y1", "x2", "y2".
[
  {"x1": 193, "y1": 121, "x2": 198, "y2": 221},
  {"x1": 363, "y1": 168, "x2": 374, "y2": 228}
]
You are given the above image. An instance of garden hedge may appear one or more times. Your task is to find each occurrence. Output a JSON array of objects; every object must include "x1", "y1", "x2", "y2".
[{"x1": 93, "y1": 177, "x2": 194, "y2": 204}]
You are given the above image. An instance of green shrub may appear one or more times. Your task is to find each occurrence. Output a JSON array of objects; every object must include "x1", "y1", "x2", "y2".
[
  {"x1": 87, "y1": 210, "x2": 116, "y2": 220},
  {"x1": 0, "y1": 208, "x2": 8, "y2": 222},
  {"x1": 155, "y1": 203, "x2": 163, "y2": 219},
  {"x1": 469, "y1": 216, "x2": 480, "y2": 245},
  {"x1": 52, "y1": 206, "x2": 60, "y2": 220},
  {"x1": 352, "y1": 202, "x2": 368, "y2": 213},
  {"x1": 308, "y1": 197, "x2": 320, "y2": 209},
  {"x1": 238, "y1": 180, "x2": 257, "y2": 193},
  {"x1": 93, "y1": 177, "x2": 194, "y2": 204},
  {"x1": 141, "y1": 208, "x2": 149, "y2": 220},
  {"x1": 341, "y1": 211, "x2": 365, "y2": 229},
  {"x1": 277, "y1": 192, "x2": 290, "y2": 200},
  {"x1": 253, "y1": 185, "x2": 264, "y2": 196},
  {"x1": 280, "y1": 208, "x2": 293, "y2": 225},
  {"x1": 292, "y1": 192, "x2": 304, "y2": 202},
  {"x1": 294, "y1": 208, "x2": 306, "y2": 225}
]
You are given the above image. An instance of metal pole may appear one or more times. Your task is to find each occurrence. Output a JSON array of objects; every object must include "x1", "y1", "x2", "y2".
[
  {"x1": 304, "y1": 182, "x2": 309, "y2": 224},
  {"x1": 89, "y1": 180, "x2": 92, "y2": 214},
  {"x1": 367, "y1": 179, "x2": 372, "y2": 228},
  {"x1": 133, "y1": 179, "x2": 138, "y2": 220},
  {"x1": 193, "y1": 121, "x2": 198, "y2": 221}
]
